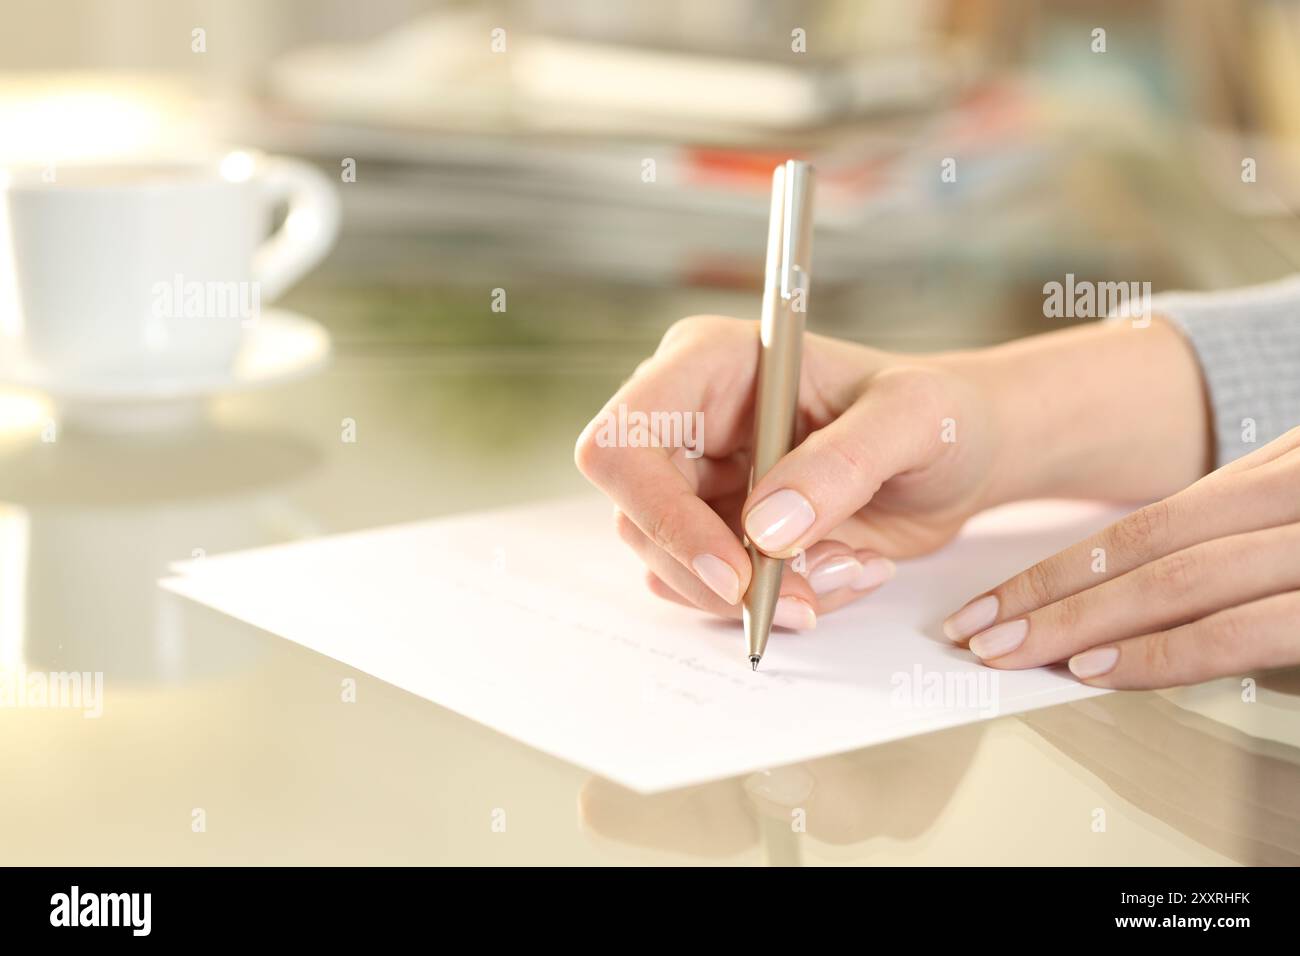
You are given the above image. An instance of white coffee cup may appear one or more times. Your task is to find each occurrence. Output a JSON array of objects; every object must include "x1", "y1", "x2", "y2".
[{"x1": 0, "y1": 150, "x2": 339, "y2": 383}]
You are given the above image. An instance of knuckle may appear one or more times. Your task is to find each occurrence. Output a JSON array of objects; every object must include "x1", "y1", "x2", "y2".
[
  {"x1": 1206, "y1": 607, "x2": 1249, "y2": 656},
  {"x1": 823, "y1": 435, "x2": 874, "y2": 484},
  {"x1": 1012, "y1": 560, "x2": 1059, "y2": 612},
  {"x1": 658, "y1": 317, "x2": 699, "y2": 349},
  {"x1": 658, "y1": 314, "x2": 730, "y2": 351},
  {"x1": 1109, "y1": 500, "x2": 1170, "y2": 559},
  {"x1": 875, "y1": 364, "x2": 948, "y2": 416},
  {"x1": 626, "y1": 355, "x2": 656, "y2": 383},
  {"x1": 871, "y1": 365, "x2": 952, "y2": 460},
  {"x1": 1141, "y1": 631, "x2": 1176, "y2": 678},
  {"x1": 646, "y1": 504, "x2": 686, "y2": 556},
  {"x1": 1148, "y1": 547, "x2": 1203, "y2": 600},
  {"x1": 875, "y1": 363, "x2": 942, "y2": 398},
  {"x1": 1050, "y1": 590, "x2": 1086, "y2": 636}
]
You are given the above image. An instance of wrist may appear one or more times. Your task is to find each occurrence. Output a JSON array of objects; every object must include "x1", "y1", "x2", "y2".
[
  {"x1": 924, "y1": 346, "x2": 1052, "y2": 509},
  {"x1": 931, "y1": 318, "x2": 1211, "y2": 507}
]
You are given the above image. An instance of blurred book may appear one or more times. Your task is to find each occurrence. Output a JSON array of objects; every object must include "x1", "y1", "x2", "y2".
[
  {"x1": 265, "y1": 6, "x2": 965, "y2": 142},
  {"x1": 242, "y1": 1, "x2": 1054, "y2": 289}
]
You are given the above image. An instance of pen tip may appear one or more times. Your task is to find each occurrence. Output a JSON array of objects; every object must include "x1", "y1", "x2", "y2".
[{"x1": 750, "y1": 655, "x2": 761, "y2": 671}]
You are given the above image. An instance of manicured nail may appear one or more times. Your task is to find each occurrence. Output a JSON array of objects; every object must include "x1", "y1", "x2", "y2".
[
  {"x1": 692, "y1": 553, "x2": 741, "y2": 605},
  {"x1": 743, "y1": 766, "x2": 815, "y2": 807},
  {"x1": 969, "y1": 619, "x2": 1028, "y2": 659},
  {"x1": 774, "y1": 596, "x2": 816, "y2": 630},
  {"x1": 807, "y1": 555, "x2": 862, "y2": 595},
  {"x1": 744, "y1": 489, "x2": 815, "y2": 553},
  {"x1": 943, "y1": 594, "x2": 999, "y2": 642},
  {"x1": 1069, "y1": 646, "x2": 1119, "y2": 680},
  {"x1": 852, "y1": 557, "x2": 895, "y2": 591}
]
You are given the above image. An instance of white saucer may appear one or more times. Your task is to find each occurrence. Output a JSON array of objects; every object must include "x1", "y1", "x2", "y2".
[{"x1": 0, "y1": 309, "x2": 331, "y2": 431}]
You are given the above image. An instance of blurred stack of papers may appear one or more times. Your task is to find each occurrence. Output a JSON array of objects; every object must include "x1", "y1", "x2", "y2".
[
  {"x1": 266, "y1": 7, "x2": 961, "y2": 141},
  {"x1": 234, "y1": 5, "x2": 1064, "y2": 287}
]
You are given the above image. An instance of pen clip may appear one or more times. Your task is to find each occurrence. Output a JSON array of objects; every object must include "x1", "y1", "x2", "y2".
[{"x1": 779, "y1": 161, "x2": 814, "y2": 304}]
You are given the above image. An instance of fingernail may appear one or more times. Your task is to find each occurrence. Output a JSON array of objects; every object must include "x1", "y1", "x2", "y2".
[
  {"x1": 852, "y1": 557, "x2": 895, "y2": 591},
  {"x1": 744, "y1": 489, "x2": 816, "y2": 553},
  {"x1": 943, "y1": 594, "x2": 999, "y2": 641},
  {"x1": 1069, "y1": 646, "x2": 1119, "y2": 680},
  {"x1": 692, "y1": 553, "x2": 741, "y2": 605},
  {"x1": 968, "y1": 619, "x2": 1028, "y2": 660},
  {"x1": 774, "y1": 596, "x2": 816, "y2": 630},
  {"x1": 743, "y1": 766, "x2": 815, "y2": 807},
  {"x1": 806, "y1": 555, "x2": 862, "y2": 595}
]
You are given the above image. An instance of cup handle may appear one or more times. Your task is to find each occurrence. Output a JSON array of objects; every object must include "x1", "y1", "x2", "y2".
[{"x1": 251, "y1": 157, "x2": 340, "y2": 303}]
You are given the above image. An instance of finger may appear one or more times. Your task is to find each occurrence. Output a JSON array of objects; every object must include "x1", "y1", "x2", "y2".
[
  {"x1": 673, "y1": 450, "x2": 749, "y2": 501},
  {"x1": 578, "y1": 443, "x2": 751, "y2": 606},
  {"x1": 796, "y1": 540, "x2": 896, "y2": 600},
  {"x1": 715, "y1": 496, "x2": 889, "y2": 558},
  {"x1": 707, "y1": 490, "x2": 747, "y2": 538},
  {"x1": 741, "y1": 368, "x2": 944, "y2": 558},
  {"x1": 642, "y1": 530, "x2": 891, "y2": 622},
  {"x1": 643, "y1": 570, "x2": 817, "y2": 631},
  {"x1": 812, "y1": 549, "x2": 898, "y2": 614},
  {"x1": 1065, "y1": 590, "x2": 1300, "y2": 690},
  {"x1": 616, "y1": 505, "x2": 815, "y2": 628},
  {"x1": 576, "y1": 319, "x2": 763, "y2": 605},
  {"x1": 632, "y1": 314, "x2": 760, "y2": 457},
  {"x1": 1214, "y1": 423, "x2": 1300, "y2": 477},
  {"x1": 610, "y1": 508, "x2": 774, "y2": 613},
  {"x1": 945, "y1": 454, "x2": 1300, "y2": 642},
  {"x1": 651, "y1": 549, "x2": 892, "y2": 620},
  {"x1": 966, "y1": 523, "x2": 1300, "y2": 668},
  {"x1": 666, "y1": 484, "x2": 891, "y2": 603}
]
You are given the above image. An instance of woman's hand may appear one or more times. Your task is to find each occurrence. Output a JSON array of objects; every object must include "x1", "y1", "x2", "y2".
[
  {"x1": 575, "y1": 315, "x2": 1006, "y2": 629},
  {"x1": 944, "y1": 426, "x2": 1300, "y2": 689},
  {"x1": 576, "y1": 313, "x2": 1210, "y2": 634}
]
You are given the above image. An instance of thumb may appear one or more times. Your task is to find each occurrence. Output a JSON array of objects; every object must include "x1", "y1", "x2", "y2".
[{"x1": 741, "y1": 370, "x2": 942, "y2": 558}]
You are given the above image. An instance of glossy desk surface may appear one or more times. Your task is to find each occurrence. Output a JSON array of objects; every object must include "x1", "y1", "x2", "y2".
[{"x1": 1, "y1": 173, "x2": 1299, "y2": 866}]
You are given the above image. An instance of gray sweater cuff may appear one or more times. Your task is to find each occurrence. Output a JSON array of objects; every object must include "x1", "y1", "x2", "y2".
[{"x1": 1144, "y1": 275, "x2": 1300, "y2": 468}]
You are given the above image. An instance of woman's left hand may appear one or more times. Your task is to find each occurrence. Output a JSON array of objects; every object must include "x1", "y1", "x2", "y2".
[{"x1": 943, "y1": 427, "x2": 1300, "y2": 689}]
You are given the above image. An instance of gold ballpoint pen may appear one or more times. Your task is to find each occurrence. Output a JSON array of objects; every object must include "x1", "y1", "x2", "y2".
[{"x1": 744, "y1": 160, "x2": 814, "y2": 671}]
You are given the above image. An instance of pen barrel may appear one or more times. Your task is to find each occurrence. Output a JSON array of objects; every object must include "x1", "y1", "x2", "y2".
[
  {"x1": 743, "y1": 293, "x2": 805, "y2": 661},
  {"x1": 750, "y1": 295, "x2": 806, "y2": 482}
]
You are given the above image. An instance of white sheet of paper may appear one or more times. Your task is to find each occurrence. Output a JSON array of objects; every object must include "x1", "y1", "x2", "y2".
[{"x1": 160, "y1": 496, "x2": 1122, "y2": 793}]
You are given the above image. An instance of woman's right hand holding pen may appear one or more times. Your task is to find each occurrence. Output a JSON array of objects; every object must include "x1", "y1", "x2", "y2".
[{"x1": 575, "y1": 314, "x2": 1208, "y2": 633}]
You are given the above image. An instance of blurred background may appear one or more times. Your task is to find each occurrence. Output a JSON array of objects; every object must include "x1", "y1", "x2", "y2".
[
  {"x1": 5, "y1": 0, "x2": 1300, "y2": 354},
  {"x1": 1, "y1": 0, "x2": 1298, "y2": 864}
]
